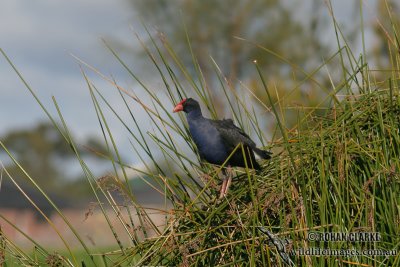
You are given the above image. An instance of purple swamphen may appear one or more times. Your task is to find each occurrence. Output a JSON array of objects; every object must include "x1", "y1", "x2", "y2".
[{"x1": 173, "y1": 98, "x2": 271, "y2": 198}]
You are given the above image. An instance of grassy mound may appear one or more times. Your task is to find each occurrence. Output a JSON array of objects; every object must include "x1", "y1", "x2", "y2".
[{"x1": 120, "y1": 88, "x2": 399, "y2": 266}]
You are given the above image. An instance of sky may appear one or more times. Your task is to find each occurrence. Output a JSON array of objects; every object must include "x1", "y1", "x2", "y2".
[
  {"x1": 1, "y1": 0, "x2": 135, "y2": 138},
  {"x1": 0, "y1": 0, "x2": 378, "y2": 169}
]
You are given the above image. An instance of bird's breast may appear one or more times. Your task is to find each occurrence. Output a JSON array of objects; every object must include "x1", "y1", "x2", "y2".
[{"x1": 188, "y1": 119, "x2": 228, "y2": 165}]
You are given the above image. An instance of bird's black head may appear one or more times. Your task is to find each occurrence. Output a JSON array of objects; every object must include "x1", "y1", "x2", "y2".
[{"x1": 173, "y1": 98, "x2": 201, "y2": 114}]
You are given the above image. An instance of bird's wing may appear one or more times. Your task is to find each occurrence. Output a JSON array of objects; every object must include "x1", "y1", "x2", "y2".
[{"x1": 210, "y1": 118, "x2": 256, "y2": 150}]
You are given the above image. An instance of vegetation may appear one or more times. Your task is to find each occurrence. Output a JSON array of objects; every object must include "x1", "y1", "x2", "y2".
[
  {"x1": 129, "y1": 0, "x2": 333, "y2": 128},
  {"x1": 0, "y1": 1, "x2": 399, "y2": 266},
  {"x1": 0, "y1": 122, "x2": 108, "y2": 201}
]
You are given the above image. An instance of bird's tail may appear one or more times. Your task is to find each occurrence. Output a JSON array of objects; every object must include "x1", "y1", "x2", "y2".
[{"x1": 253, "y1": 147, "x2": 272, "y2": 160}]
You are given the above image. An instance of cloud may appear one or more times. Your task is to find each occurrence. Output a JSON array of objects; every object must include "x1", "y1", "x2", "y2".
[{"x1": 0, "y1": 0, "x2": 135, "y2": 137}]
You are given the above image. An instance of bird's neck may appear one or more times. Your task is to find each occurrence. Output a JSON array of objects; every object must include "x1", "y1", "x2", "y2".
[{"x1": 186, "y1": 109, "x2": 203, "y2": 120}]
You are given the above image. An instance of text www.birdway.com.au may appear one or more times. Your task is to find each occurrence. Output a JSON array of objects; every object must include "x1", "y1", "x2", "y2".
[{"x1": 291, "y1": 231, "x2": 397, "y2": 257}]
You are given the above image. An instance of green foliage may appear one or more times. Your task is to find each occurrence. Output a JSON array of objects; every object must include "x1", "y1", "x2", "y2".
[{"x1": 115, "y1": 72, "x2": 400, "y2": 267}]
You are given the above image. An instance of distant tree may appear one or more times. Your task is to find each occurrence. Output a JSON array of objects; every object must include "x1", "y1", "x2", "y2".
[
  {"x1": 132, "y1": 0, "x2": 326, "y2": 79},
  {"x1": 0, "y1": 122, "x2": 107, "y2": 196},
  {"x1": 129, "y1": 0, "x2": 332, "y2": 128}
]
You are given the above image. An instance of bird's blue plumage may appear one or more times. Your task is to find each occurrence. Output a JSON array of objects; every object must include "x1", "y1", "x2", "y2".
[{"x1": 186, "y1": 110, "x2": 229, "y2": 165}]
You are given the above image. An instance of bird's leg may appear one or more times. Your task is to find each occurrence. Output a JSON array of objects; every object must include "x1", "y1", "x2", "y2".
[
  {"x1": 219, "y1": 165, "x2": 233, "y2": 199},
  {"x1": 224, "y1": 165, "x2": 233, "y2": 196},
  {"x1": 219, "y1": 177, "x2": 228, "y2": 199}
]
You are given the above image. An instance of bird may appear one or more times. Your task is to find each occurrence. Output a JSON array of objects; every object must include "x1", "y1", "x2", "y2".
[{"x1": 173, "y1": 98, "x2": 271, "y2": 198}]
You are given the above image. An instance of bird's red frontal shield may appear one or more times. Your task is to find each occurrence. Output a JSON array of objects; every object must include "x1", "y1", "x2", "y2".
[{"x1": 173, "y1": 98, "x2": 187, "y2": 112}]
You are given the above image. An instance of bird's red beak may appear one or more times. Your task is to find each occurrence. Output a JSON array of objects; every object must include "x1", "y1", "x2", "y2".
[{"x1": 173, "y1": 98, "x2": 186, "y2": 113}]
